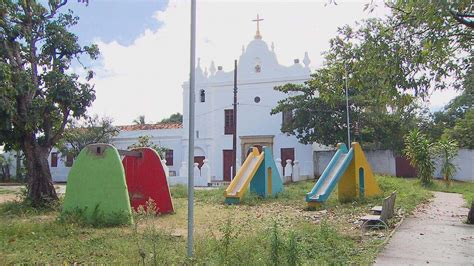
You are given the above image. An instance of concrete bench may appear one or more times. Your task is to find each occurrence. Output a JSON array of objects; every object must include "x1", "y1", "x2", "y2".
[{"x1": 360, "y1": 191, "x2": 397, "y2": 230}]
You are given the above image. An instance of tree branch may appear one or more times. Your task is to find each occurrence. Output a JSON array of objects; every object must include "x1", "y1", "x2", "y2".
[
  {"x1": 49, "y1": 108, "x2": 70, "y2": 146},
  {"x1": 45, "y1": 0, "x2": 68, "y2": 19}
]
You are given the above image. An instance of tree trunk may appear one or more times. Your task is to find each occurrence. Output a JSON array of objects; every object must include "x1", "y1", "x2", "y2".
[
  {"x1": 16, "y1": 150, "x2": 22, "y2": 182},
  {"x1": 0, "y1": 166, "x2": 5, "y2": 182},
  {"x1": 468, "y1": 201, "x2": 474, "y2": 225},
  {"x1": 5, "y1": 165, "x2": 10, "y2": 182},
  {"x1": 22, "y1": 138, "x2": 58, "y2": 207}
]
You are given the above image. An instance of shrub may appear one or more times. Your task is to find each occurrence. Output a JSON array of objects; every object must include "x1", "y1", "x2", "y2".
[
  {"x1": 404, "y1": 129, "x2": 435, "y2": 186},
  {"x1": 433, "y1": 136, "x2": 458, "y2": 186}
]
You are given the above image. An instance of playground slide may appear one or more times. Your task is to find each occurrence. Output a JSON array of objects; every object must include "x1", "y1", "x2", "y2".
[
  {"x1": 225, "y1": 148, "x2": 264, "y2": 200},
  {"x1": 306, "y1": 145, "x2": 354, "y2": 203}
]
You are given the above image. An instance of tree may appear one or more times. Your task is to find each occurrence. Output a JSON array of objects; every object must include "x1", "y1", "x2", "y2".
[
  {"x1": 127, "y1": 135, "x2": 168, "y2": 158},
  {"x1": 403, "y1": 129, "x2": 435, "y2": 186},
  {"x1": 425, "y1": 61, "x2": 474, "y2": 145},
  {"x1": 433, "y1": 136, "x2": 458, "y2": 186},
  {"x1": 273, "y1": 0, "x2": 473, "y2": 150},
  {"x1": 57, "y1": 115, "x2": 119, "y2": 159},
  {"x1": 0, "y1": 1, "x2": 99, "y2": 206},
  {"x1": 160, "y1": 112, "x2": 183, "y2": 123},
  {"x1": 271, "y1": 81, "x2": 418, "y2": 151},
  {"x1": 133, "y1": 115, "x2": 146, "y2": 125},
  {"x1": 272, "y1": 17, "x2": 423, "y2": 150},
  {"x1": 443, "y1": 109, "x2": 474, "y2": 149}
]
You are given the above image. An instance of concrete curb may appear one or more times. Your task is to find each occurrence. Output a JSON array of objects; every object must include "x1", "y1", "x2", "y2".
[{"x1": 371, "y1": 213, "x2": 406, "y2": 264}]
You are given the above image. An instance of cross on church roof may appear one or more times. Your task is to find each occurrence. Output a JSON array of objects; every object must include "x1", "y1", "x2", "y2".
[{"x1": 252, "y1": 14, "x2": 264, "y2": 39}]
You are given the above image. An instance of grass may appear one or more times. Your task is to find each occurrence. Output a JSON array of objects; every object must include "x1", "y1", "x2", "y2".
[{"x1": 0, "y1": 176, "x2": 437, "y2": 264}]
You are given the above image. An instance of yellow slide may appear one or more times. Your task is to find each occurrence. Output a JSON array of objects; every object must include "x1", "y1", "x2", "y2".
[{"x1": 224, "y1": 147, "x2": 264, "y2": 203}]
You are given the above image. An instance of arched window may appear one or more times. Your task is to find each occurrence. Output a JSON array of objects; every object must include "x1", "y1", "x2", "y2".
[{"x1": 200, "y1": 89, "x2": 205, "y2": 102}]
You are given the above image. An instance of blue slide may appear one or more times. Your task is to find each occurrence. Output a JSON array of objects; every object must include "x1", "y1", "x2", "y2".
[{"x1": 306, "y1": 144, "x2": 354, "y2": 203}]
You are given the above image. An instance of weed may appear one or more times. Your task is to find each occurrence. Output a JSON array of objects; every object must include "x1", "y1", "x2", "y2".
[
  {"x1": 287, "y1": 231, "x2": 299, "y2": 266},
  {"x1": 170, "y1": 185, "x2": 187, "y2": 198},
  {"x1": 269, "y1": 220, "x2": 283, "y2": 265},
  {"x1": 217, "y1": 215, "x2": 243, "y2": 264}
]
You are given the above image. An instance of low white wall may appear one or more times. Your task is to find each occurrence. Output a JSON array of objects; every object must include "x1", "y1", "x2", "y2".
[
  {"x1": 314, "y1": 149, "x2": 397, "y2": 177},
  {"x1": 434, "y1": 149, "x2": 474, "y2": 182},
  {"x1": 313, "y1": 150, "x2": 336, "y2": 177},
  {"x1": 364, "y1": 150, "x2": 396, "y2": 176},
  {"x1": 314, "y1": 148, "x2": 473, "y2": 182}
]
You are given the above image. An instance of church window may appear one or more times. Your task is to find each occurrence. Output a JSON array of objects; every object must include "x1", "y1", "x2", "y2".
[
  {"x1": 200, "y1": 89, "x2": 205, "y2": 102},
  {"x1": 255, "y1": 64, "x2": 261, "y2": 73},
  {"x1": 51, "y1": 152, "x2": 58, "y2": 167},
  {"x1": 282, "y1": 110, "x2": 294, "y2": 127},
  {"x1": 254, "y1": 57, "x2": 261, "y2": 73},
  {"x1": 165, "y1": 150, "x2": 173, "y2": 166},
  {"x1": 224, "y1": 109, "x2": 234, "y2": 135},
  {"x1": 65, "y1": 153, "x2": 74, "y2": 167},
  {"x1": 254, "y1": 96, "x2": 261, "y2": 103}
]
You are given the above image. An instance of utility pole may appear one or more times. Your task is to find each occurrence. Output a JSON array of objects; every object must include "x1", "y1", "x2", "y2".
[
  {"x1": 232, "y1": 60, "x2": 238, "y2": 178},
  {"x1": 187, "y1": 0, "x2": 196, "y2": 258},
  {"x1": 344, "y1": 67, "x2": 351, "y2": 147}
]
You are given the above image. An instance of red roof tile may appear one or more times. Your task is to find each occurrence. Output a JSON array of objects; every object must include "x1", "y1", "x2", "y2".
[{"x1": 117, "y1": 123, "x2": 182, "y2": 131}]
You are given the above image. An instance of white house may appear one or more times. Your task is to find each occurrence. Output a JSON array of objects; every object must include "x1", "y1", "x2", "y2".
[{"x1": 45, "y1": 123, "x2": 184, "y2": 182}]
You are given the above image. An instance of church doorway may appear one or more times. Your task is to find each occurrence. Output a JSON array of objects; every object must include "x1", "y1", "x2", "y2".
[
  {"x1": 245, "y1": 144, "x2": 263, "y2": 156},
  {"x1": 223, "y1": 150, "x2": 233, "y2": 181},
  {"x1": 194, "y1": 147, "x2": 206, "y2": 170},
  {"x1": 240, "y1": 135, "x2": 274, "y2": 162},
  {"x1": 280, "y1": 148, "x2": 295, "y2": 176},
  {"x1": 194, "y1": 156, "x2": 205, "y2": 170}
]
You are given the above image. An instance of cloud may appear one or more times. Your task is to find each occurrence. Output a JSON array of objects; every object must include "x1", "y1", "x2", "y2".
[
  {"x1": 427, "y1": 88, "x2": 461, "y2": 111},
  {"x1": 88, "y1": 0, "x2": 393, "y2": 125}
]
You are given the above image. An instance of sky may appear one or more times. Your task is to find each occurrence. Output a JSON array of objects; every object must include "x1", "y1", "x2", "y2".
[{"x1": 62, "y1": 0, "x2": 458, "y2": 125}]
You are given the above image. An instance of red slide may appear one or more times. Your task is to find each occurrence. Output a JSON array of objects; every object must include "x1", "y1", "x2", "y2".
[{"x1": 122, "y1": 147, "x2": 174, "y2": 214}]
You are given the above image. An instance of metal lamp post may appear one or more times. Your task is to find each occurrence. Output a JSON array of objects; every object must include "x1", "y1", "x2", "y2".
[{"x1": 187, "y1": 0, "x2": 196, "y2": 258}]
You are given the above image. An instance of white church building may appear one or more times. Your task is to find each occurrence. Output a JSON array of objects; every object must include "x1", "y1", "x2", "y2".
[
  {"x1": 39, "y1": 23, "x2": 316, "y2": 184},
  {"x1": 179, "y1": 29, "x2": 314, "y2": 182}
]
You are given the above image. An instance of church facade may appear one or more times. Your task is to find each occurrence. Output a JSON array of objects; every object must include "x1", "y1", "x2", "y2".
[{"x1": 180, "y1": 28, "x2": 314, "y2": 182}]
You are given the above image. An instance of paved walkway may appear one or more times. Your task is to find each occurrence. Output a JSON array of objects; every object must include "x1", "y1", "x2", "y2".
[{"x1": 376, "y1": 192, "x2": 474, "y2": 265}]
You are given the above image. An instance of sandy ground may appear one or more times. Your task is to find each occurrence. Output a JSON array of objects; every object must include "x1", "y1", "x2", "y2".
[
  {"x1": 0, "y1": 193, "x2": 20, "y2": 204},
  {"x1": 375, "y1": 192, "x2": 474, "y2": 265},
  {"x1": 0, "y1": 185, "x2": 66, "y2": 204}
]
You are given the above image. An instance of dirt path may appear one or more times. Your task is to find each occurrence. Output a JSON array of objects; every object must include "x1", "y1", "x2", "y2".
[
  {"x1": 376, "y1": 192, "x2": 474, "y2": 265},
  {"x1": 0, "y1": 185, "x2": 66, "y2": 204}
]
